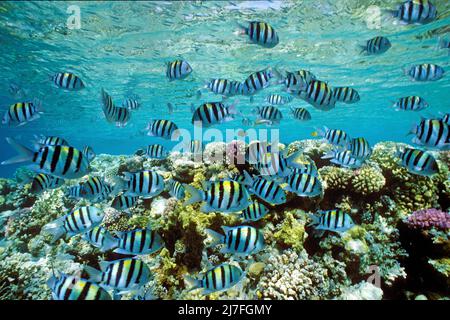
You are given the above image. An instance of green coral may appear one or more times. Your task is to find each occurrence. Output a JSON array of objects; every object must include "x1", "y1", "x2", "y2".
[
  {"x1": 273, "y1": 211, "x2": 307, "y2": 252},
  {"x1": 351, "y1": 166, "x2": 386, "y2": 196}
]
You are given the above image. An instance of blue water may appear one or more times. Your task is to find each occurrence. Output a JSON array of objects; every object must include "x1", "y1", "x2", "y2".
[{"x1": 0, "y1": 0, "x2": 449, "y2": 177}]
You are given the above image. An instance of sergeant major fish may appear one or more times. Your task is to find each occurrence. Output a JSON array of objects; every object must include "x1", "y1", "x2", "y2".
[
  {"x1": 119, "y1": 170, "x2": 165, "y2": 199},
  {"x1": 360, "y1": 36, "x2": 391, "y2": 55},
  {"x1": 236, "y1": 21, "x2": 279, "y2": 48},
  {"x1": 405, "y1": 64, "x2": 444, "y2": 81},
  {"x1": 393, "y1": 96, "x2": 429, "y2": 111},
  {"x1": 47, "y1": 274, "x2": 111, "y2": 300},
  {"x1": 101, "y1": 89, "x2": 131, "y2": 127},
  {"x1": 166, "y1": 60, "x2": 192, "y2": 81},
  {"x1": 30, "y1": 173, "x2": 64, "y2": 194},
  {"x1": 283, "y1": 172, "x2": 323, "y2": 198},
  {"x1": 309, "y1": 209, "x2": 355, "y2": 234},
  {"x1": 192, "y1": 102, "x2": 238, "y2": 127},
  {"x1": 205, "y1": 225, "x2": 265, "y2": 256},
  {"x1": 409, "y1": 118, "x2": 449, "y2": 150},
  {"x1": 50, "y1": 72, "x2": 85, "y2": 90},
  {"x1": 243, "y1": 171, "x2": 287, "y2": 205},
  {"x1": 322, "y1": 150, "x2": 364, "y2": 169},
  {"x1": 333, "y1": 87, "x2": 360, "y2": 104},
  {"x1": 391, "y1": 0, "x2": 437, "y2": 24},
  {"x1": 396, "y1": 147, "x2": 439, "y2": 176},
  {"x1": 2, "y1": 100, "x2": 42, "y2": 126},
  {"x1": 144, "y1": 119, "x2": 179, "y2": 140},
  {"x1": 83, "y1": 226, "x2": 118, "y2": 252},
  {"x1": 291, "y1": 107, "x2": 311, "y2": 121},
  {"x1": 113, "y1": 227, "x2": 164, "y2": 255}
]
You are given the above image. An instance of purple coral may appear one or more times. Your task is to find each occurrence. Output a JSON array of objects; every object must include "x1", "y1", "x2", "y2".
[{"x1": 405, "y1": 208, "x2": 450, "y2": 230}]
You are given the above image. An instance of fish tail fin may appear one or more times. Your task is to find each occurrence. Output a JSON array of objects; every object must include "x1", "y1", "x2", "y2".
[
  {"x1": 321, "y1": 151, "x2": 336, "y2": 159},
  {"x1": 83, "y1": 265, "x2": 103, "y2": 283},
  {"x1": 183, "y1": 184, "x2": 202, "y2": 206},
  {"x1": 183, "y1": 274, "x2": 201, "y2": 292},
  {"x1": 242, "y1": 170, "x2": 254, "y2": 186},
  {"x1": 204, "y1": 228, "x2": 225, "y2": 247},
  {"x1": 307, "y1": 212, "x2": 321, "y2": 227},
  {"x1": 359, "y1": 45, "x2": 367, "y2": 55},
  {"x1": 407, "y1": 122, "x2": 418, "y2": 136},
  {"x1": 1, "y1": 138, "x2": 34, "y2": 165},
  {"x1": 234, "y1": 22, "x2": 247, "y2": 36},
  {"x1": 285, "y1": 150, "x2": 304, "y2": 168},
  {"x1": 227, "y1": 99, "x2": 241, "y2": 116},
  {"x1": 101, "y1": 235, "x2": 119, "y2": 252}
]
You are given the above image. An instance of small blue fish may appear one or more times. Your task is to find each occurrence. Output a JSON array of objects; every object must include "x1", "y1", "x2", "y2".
[
  {"x1": 309, "y1": 209, "x2": 355, "y2": 233},
  {"x1": 205, "y1": 225, "x2": 265, "y2": 256},
  {"x1": 184, "y1": 264, "x2": 245, "y2": 294}
]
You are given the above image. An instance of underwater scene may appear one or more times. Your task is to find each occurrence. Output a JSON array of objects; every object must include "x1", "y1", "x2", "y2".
[{"x1": 0, "y1": 0, "x2": 449, "y2": 301}]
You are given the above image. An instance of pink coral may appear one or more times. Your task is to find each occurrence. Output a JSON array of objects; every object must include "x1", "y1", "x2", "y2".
[{"x1": 405, "y1": 208, "x2": 450, "y2": 230}]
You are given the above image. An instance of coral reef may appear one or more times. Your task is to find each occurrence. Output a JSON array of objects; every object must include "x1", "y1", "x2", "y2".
[{"x1": 405, "y1": 208, "x2": 450, "y2": 230}]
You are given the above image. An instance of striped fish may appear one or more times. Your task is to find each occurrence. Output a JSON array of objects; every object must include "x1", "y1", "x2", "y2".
[
  {"x1": 192, "y1": 102, "x2": 238, "y2": 127},
  {"x1": 145, "y1": 119, "x2": 179, "y2": 140},
  {"x1": 43, "y1": 206, "x2": 104, "y2": 242},
  {"x1": 240, "y1": 200, "x2": 269, "y2": 222},
  {"x1": 80, "y1": 176, "x2": 113, "y2": 202},
  {"x1": 393, "y1": 96, "x2": 429, "y2": 111},
  {"x1": 309, "y1": 209, "x2": 355, "y2": 233},
  {"x1": 111, "y1": 194, "x2": 139, "y2": 212},
  {"x1": 185, "y1": 264, "x2": 244, "y2": 294},
  {"x1": 243, "y1": 171, "x2": 287, "y2": 205},
  {"x1": 360, "y1": 36, "x2": 391, "y2": 55},
  {"x1": 392, "y1": 0, "x2": 437, "y2": 24},
  {"x1": 255, "y1": 151, "x2": 304, "y2": 178},
  {"x1": 166, "y1": 60, "x2": 192, "y2": 81},
  {"x1": 297, "y1": 80, "x2": 336, "y2": 111},
  {"x1": 1, "y1": 138, "x2": 90, "y2": 179},
  {"x1": 292, "y1": 162, "x2": 319, "y2": 177},
  {"x1": 66, "y1": 184, "x2": 83, "y2": 199},
  {"x1": 84, "y1": 258, "x2": 151, "y2": 294},
  {"x1": 113, "y1": 228, "x2": 164, "y2": 255},
  {"x1": 315, "y1": 127, "x2": 350, "y2": 148},
  {"x1": 47, "y1": 274, "x2": 111, "y2": 300},
  {"x1": 283, "y1": 173, "x2": 323, "y2": 197},
  {"x1": 145, "y1": 144, "x2": 168, "y2": 159},
  {"x1": 291, "y1": 107, "x2": 311, "y2": 121},
  {"x1": 238, "y1": 21, "x2": 279, "y2": 48},
  {"x1": 50, "y1": 72, "x2": 85, "y2": 90},
  {"x1": 333, "y1": 87, "x2": 360, "y2": 104},
  {"x1": 167, "y1": 179, "x2": 185, "y2": 200},
  {"x1": 322, "y1": 150, "x2": 364, "y2": 169},
  {"x1": 442, "y1": 113, "x2": 450, "y2": 125},
  {"x1": 184, "y1": 180, "x2": 251, "y2": 213},
  {"x1": 30, "y1": 173, "x2": 64, "y2": 193},
  {"x1": 83, "y1": 226, "x2": 118, "y2": 252},
  {"x1": 253, "y1": 106, "x2": 283, "y2": 125},
  {"x1": 205, "y1": 79, "x2": 243, "y2": 96},
  {"x1": 33, "y1": 135, "x2": 70, "y2": 148},
  {"x1": 282, "y1": 70, "x2": 316, "y2": 91},
  {"x1": 101, "y1": 89, "x2": 131, "y2": 127},
  {"x1": 405, "y1": 64, "x2": 444, "y2": 81},
  {"x1": 241, "y1": 68, "x2": 275, "y2": 95},
  {"x1": 396, "y1": 147, "x2": 439, "y2": 176},
  {"x1": 82, "y1": 146, "x2": 96, "y2": 162},
  {"x1": 2, "y1": 101, "x2": 42, "y2": 126},
  {"x1": 205, "y1": 225, "x2": 264, "y2": 255},
  {"x1": 347, "y1": 137, "x2": 372, "y2": 160},
  {"x1": 120, "y1": 170, "x2": 165, "y2": 199},
  {"x1": 122, "y1": 96, "x2": 141, "y2": 110},
  {"x1": 410, "y1": 119, "x2": 450, "y2": 150},
  {"x1": 266, "y1": 94, "x2": 292, "y2": 105},
  {"x1": 245, "y1": 141, "x2": 271, "y2": 165}
]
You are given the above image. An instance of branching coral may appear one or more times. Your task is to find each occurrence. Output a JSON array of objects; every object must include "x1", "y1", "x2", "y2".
[
  {"x1": 405, "y1": 208, "x2": 450, "y2": 231},
  {"x1": 351, "y1": 166, "x2": 386, "y2": 196}
]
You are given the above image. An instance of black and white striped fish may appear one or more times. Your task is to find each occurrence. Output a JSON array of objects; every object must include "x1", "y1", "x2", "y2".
[
  {"x1": 241, "y1": 68, "x2": 275, "y2": 95},
  {"x1": 167, "y1": 179, "x2": 185, "y2": 200},
  {"x1": 237, "y1": 21, "x2": 279, "y2": 48},
  {"x1": 396, "y1": 147, "x2": 439, "y2": 176},
  {"x1": 291, "y1": 107, "x2": 311, "y2": 121},
  {"x1": 309, "y1": 209, "x2": 355, "y2": 233},
  {"x1": 113, "y1": 227, "x2": 164, "y2": 255},
  {"x1": 101, "y1": 89, "x2": 131, "y2": 127},
  {"x1": 239, "y1": 200, "x2": 269, "y2": 222},
  {"x1": 255, "y1": 150, "x2": 304, "y2": 178},
  {"x1": 253, "y1": 106, "x2": 283, "y2": 125},
  {"x1": 144, "y1": 144, "x2": 168, "y2": 159},
  {"x1": 166, "y1": 60, "x2": 192, "y2": 81},
  {"x1": 83, "y1": 226, "x2": 118, "y2": 252},
  {"x1": 322, "y1": 150, "x2": 363, "y2": 169},
  {"x1": 120, "y1": 170, "x2": 165, "y2": 199},
  {"x1": 283, "y1": 173, "x2": 323, "y2": 197},
  {"x1": 347, "y1": 137, "x2": 372, "y2": 160},
  {"x1": 33, "y1": 135, "x2": 70, "y2": 148},
  {"x1": 393, "y1": 96, "x2": 429, "y2": 111},
  {"x1": 2, "y1": 138, "x2": 90, "y2": 179},
  {"x1": 66, "y1": 184, "x2": 83, "y2": 199},
  {"x1": 266, "y1": 94, "x2": 292, "y2": 105},
  {"x1": 80, "y1": 176, "x2": 113, "y2": 202},
  {"x1": 205, "y1": 225, "x2": 264, "y2": 255},
  {"x1": 282, "y1": 70, "x2": 316, "y2": 91},
  {"x1": 243, "y1": 171, "x2": 287, "y2": 205},
  {"x1": 291, "y1": 162, "x2": 319, "y2": 177},
  {"x1": 410, "y1": 118, "x2": 450, "y2": 150},
  {"x1": 442, "y1": 113, "x2": 450, "y2": 125},
  {"x1": 184, "y1": 180, "x2": 251, "y2": 213},
  {"x1": 43, "y1": 206, "x2": 104, "y2": 242},
  {"x1": 122, "y1": 96, "x2": 141, "y2": 110},
  {"x1": 50, "y1": 72, "x2": 85, "y2": 90},
  {"x1": 82, "y1": 146, "x2": 96, "y2": 162},
  {"x1": 314, "y1": 127, "x2": 350, "y2": 148},
  {"x1": 30, "y1": 173, "x2": 64, "y2": 193},
  {"x1": 2, "y1": 100, "x2": 42, "y2": 126},
  {"x1": 145, "y1": 119, "x2": 179, "y2": 140},
  {"x1": 391, "y1": 0, "x2": 437, "y2": 24},
  {"x1": 360, "y1": 36, "x2": 391, "y2": 55},
  {"x1": 84, "y1": 258, "x2": 151, "y2": 294},
  {"x1": 185, "y1": 264, "x2": 245, "y2": 295},
  {"x1": 205, "y1": 79, "x2": 243, "y2": 96},
  {"x1": 296, "y1": 80, "x2": 336, "y2": 111},
  {"x1": 192, "y1": 102, "x2": 238, "y2": 127},
  {"x1": 47, "y1": 274, "x2": 111, "y2": 300},
  {"x1": 405, "y1": 64, "x2": 444, "y2": 81},
  {"x1": 245, "y1": 141, "x2": 271, "y2": 165},
  {"x1": 111, "y1": 194, "x2": 139, "y2": 212},
  {"x1": 333, "y1": 87, "x2": 360, "y2": 104}
]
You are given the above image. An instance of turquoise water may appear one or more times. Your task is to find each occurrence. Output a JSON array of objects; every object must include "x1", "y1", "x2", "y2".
[{"x1": 0, "y1": 0, "x2": 449, "y2": 177}]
